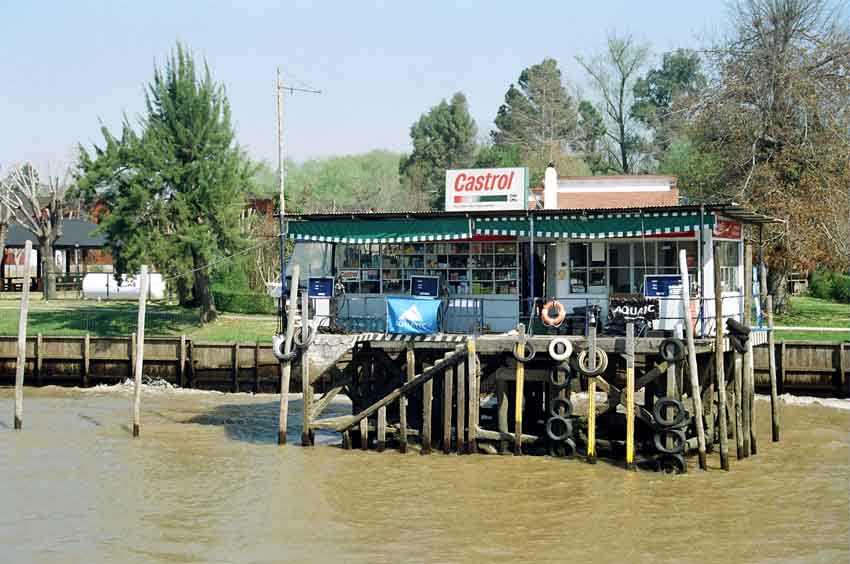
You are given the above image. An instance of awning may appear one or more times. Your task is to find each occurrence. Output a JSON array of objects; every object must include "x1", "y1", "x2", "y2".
[
  {"x1": 287, "y1": 217, "x2": 471, "y2": 244},
  {"x1": 474, "y1": 211, "x2": 715, "y2": 239}
]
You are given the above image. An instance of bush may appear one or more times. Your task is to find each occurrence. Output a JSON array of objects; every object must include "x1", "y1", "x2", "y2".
[
  {"x1": 212, "y1": 287, "x2": 276, "y2": 315},
  {"x1": 808, "y1": 270, "x2": 850, "y2": 303},
  {"x1": 830, "y1": 273, "x2": 850, "y2": 303}
]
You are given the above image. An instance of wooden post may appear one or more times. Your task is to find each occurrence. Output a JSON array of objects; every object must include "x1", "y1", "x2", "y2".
[
  {"x1": 702, "y1": 356, "x2": 716, "y2": 450},
  {"x1": 442, "y1": 365, "x2": 453, "y2": 453},
  {"x1": 496, "y1": 379, "x2": 509, "y2": 454},
  {"x1": 359, "y1": 417, "x2": 369, "y2": 451},
  {"x1": 779, "y1": 341, "x2": 786, "y2": 396},
  {"x1": 766, "y1": 295, "x2": 780, "y2": 442},
  {"x1": 733, "y1": 351, "x2": 745, "y2": 459},
  {"x1": 742, "y1": 243, "x2": 753, "y2": 456},
  {"x1": 13, "y1": 239, "x2": 32, "y2": 430},
  {"x1": 456, "y1": 357, "x2": 466, "y2": 455},
  {"x1": 82, "y1": 333, "x2": 91, "y2": 388},
  {"x1": 232, "y1": 343, "x2": 240, "y2": 393},
  {"x1": 376, "y1": 404, "x2": 387, "y2": 452},
  {"x1": 514, "y1": 323, "x2": 526, "y2": 455},
  {"x1": 713, "y1": 244, "x2": 730, "y2": 470},
  {"x1": 35, "y1": 332, "x2": 43, "y2": 386},
  {"x1": 178, "y1": 335, "x2": 186, "y2": 388},
  {"x1": 278, "y1": 264, "x2": 300, "y2": 445},
  {"x1": 253, "y1": 341, "x2": 260, "y2": 393},
  {"x1": 129, "y1": 332, "x2": 135, "y2": 381},
  {"x1": 132, "y1": 265, "x2": 149, "y2": 438},
  {"x1": 679, "y1": 249, "x2": 707, "y2": 469},
  {"x1": 467, "y1": 339, "x2": 478, "y2": 454},
  {"x1": 300, "y1": 291, "x2": 314, "y2": 446},
  {"x1": 586, "y1": 313, "x2": 598, "y2": 464},
  {"x1": 625, "y1": 321, "x2": 635, "y2": 470},
  {"x1": 399, "y1": 343, "x2": 414, "y2": 453},
  {"x1": 421, "y1": 361, "x2": 433, "y2": 455}
]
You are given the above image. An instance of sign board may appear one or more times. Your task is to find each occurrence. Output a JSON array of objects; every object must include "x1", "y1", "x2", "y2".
[
  {"x1": 411, "y1": 275, "x2": 440, "y2": 297},
  {"x1": 609, "y1": 296, "x2": 659, "y2": 321},
  {"x1": 445, "y1": 167, "x2": 528, "y2": 211},
  {"x1": 308, "y1": 277, "x2": 334, "y2": 298},
  {"x1": 386, "y1": 296, "x2": 440, "y2": 335},
  {"x1": 713, "y1": 217, "x2": 742, "y2": 239},
  {"x1": 644, "y1": 275, "x2": 683, "y2": 298}
]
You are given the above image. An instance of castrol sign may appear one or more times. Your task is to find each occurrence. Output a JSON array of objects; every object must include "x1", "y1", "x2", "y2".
[{"x1": 445, "y1": 167, "x2": 528, "y2": 211}]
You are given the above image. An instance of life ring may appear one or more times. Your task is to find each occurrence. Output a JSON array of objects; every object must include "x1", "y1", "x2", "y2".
[
  {"x1": 546, "y1": 416, "x2": 573, "y2": 442},
  {"x1": 541, "y1": 300, "x2": 567, "y2": 327},
  {"x1": 513, "y1": 340, "x2": 536, "y2": 363},
  {"x1": 549, "y1": 397, "x2": 573, "y2": 418},
  {"x1": 548, "y1": 337, "x2": 573, "y2": 361},
  {"x1": 577, "y1": 348, "x2": 608, "y2": 376},
  {"x1": 658, "y1": 338, "x2": 686, "y2": 363},
  {"x1": 652, "y1": 397, "x2": 687, "y2": 428}
]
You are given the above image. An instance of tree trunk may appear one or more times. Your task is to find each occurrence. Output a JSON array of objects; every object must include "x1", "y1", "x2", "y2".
[
  {"x1": 40, "y1": 237, "x2": 56, "y2": 301},
  {"x1": 192, "y1": 249, "x2": 217, "y2": 324},
  {"x1": 767, "y1": 262, "x2": 790, "y2": 315},
  {"x1": 0, "y1": 221, "x2": 7, "y2": 279}
]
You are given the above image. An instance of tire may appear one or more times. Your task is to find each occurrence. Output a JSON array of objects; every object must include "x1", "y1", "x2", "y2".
[
  {"x1": 658, "y1": 338, "x2": 686, "y2": 363},
  {"x1": 562, "y1": 437, "x2": 577, "y2": 457},
  {"x1": 577, "y1": 348, "x2": 608, "y2": 376},
  {"x1": 546, "y1": 416, "x2": 573, "y2": 442},
  {"x1": 549, "y1": 397, "x2": 573, "y2": 418},
  {"x1": 653, "y1": 428, "x2": 686, "y2": 454},
  {"x1": 652, "y1": 397, "x2": 686, "y2": 428},
  {"x1": 548, "y1": 337, "x2": 573, "y2": 361},
  {"x1": 548, "y1": 437, "x2": 577, "y2": 458},
  {"x1": 730, "y1": 334, "x2": 748, "y2": 354},
  {"x1": 513, "y1": 340, "x2": 536, "y2": 363},
  {"x1": 548, "y1": 364, "x2": 573, "y2": 389},
  {"x1": 293, "y1": 325, "x2": 315, "y2": 348},
  {"x1": 657, "y1": 453, "x2": 687, "y2": 474},
  {"x1": 725, "y1": 317, "x2": 751, "y2": 336}
]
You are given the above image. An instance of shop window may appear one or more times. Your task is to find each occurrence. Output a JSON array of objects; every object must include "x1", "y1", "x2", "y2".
[{"x1": 717, "y1": 241, "x2": 741, "y2": 292}]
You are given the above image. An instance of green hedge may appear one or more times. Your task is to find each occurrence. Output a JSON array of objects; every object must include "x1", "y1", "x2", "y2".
[
  {"x1": 212, "y1": 288, "x2": 277, "y2": 314},
  {"x1": 809, "y1": 270, "x2": 850, "y2": 303}
]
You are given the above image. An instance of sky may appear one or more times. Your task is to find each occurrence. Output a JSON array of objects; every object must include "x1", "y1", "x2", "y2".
[{"x1": 1, "y1": 1, "x2": 730, "y2": 175}]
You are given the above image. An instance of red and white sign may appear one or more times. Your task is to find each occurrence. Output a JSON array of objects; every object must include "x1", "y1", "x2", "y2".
[
  {"x1": 713, "y1": 217, "x2": 742, "y2": 240},
  {"x1": 445, "y1": 167, "x2": 527, "y2": 211}
]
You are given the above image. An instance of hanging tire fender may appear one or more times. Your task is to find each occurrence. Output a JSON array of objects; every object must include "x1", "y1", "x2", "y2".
[
  {"x1": 513, "y1": 340, "x2": 536, "y2": 363},
  {"x1": 652, "y1": 397, "x2": 687, "y2": 428},
  {"x1": 548, "y1": 337, "x2": 573, "y2": 361},
  {"x1": 653, "y1": 428, "x2": 686, "y2": 454},
  {"x1": 549, "y1": 397, "x2": 573, "y2": 418},
  {"x1": 548, "y1": 364, "x2": 573, "y2": 389},
  {"x1": 658, "y1": 338, "x2": 686, "y2": 363},
  {"x1": 577, "y1": 348, "x2": 608, "y2": 376},
  {"x1": 546, "y1": 416, "x2": 574, "y2": 442}
]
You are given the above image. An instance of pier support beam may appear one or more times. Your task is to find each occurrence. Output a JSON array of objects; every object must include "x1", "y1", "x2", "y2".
[
  {"x1": 442, "y1": 365, "x2": 453, "y2": 453},
  {"x1": 514, "y1": 323, "x2": 526, "y2": 456},
  {"x1": 680, "y1": 249, "x2": 707, "y2": 469},
  {"x1": 421, "y1": 362, "x2": 433, "y2": 455},
  {"x1": 399, "y1": 344, "x2": 414, "y2": 453},
  {"x1": 766, "y1": 295, "x2": 780, "y2": 441},
  {"x1": 625, "y1": 322, "x2": 635, "y2": 470},
  {"x1": 132, "y1": 265, "x2": 149, "y2": 438},
  {"x1": 467, "y1": 339, "x2": 478, "y2": 454},
  {"x1": 13, "y1": 240, "x2": 33, "y2": 430},
  {"x1": 713, "y1": 244, "x2": 730, "y2": 470},
  {"x1": 301, "y1": 291, "x2": 314, "y2": 446},
  {"x1": 278, "y1": 264, "x2": 300, "y2": 445},
  {"x1": 586, "y1": 314, "x2": 598, "y2": 464}
]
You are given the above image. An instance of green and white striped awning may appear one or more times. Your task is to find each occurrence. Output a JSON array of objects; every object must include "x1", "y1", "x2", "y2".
[
  {"x1": 474, "y1": 211, "x2": 715, "y2": 239},
  {"x1": 287, "y1": 217, "x2": 471, "y2": 244}
]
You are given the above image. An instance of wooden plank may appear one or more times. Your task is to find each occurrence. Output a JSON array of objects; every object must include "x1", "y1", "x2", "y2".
[
  {"x1": 399, "y1": 343, "x2": 414, "y2": 453},
  {"x1": 376, "y1": 406, "x2": 386, "y2": 452},
  {"x1": 132, "y1": 265, "x2": 149, "y2": 438},
  {"x1": 442, "y1": 365, "x2": 453, "y2": 453},
  {"x1": 766, "y1": 295, "x2": 780, "y2": 442},
  {"x1": 467, "y1": 339, "x2": 478, "y2": 454},
  {"x1": 496, "y1": 379, "x2": 509, "y2": 454},
  {"x1": 586, "y1": 314, "x2": 598, "y2": 464},
  {"x1": 680, "y1": 248, "x2": 707, "y2": 469},
  {"x1": 456, "y1": 359, "x2": 466, "y2": 455},
  {"x1": 278, "y1": 264, "x2": 300, "y2": 445},
  {"x1": 311, "y1": 385, "x2": 345, "y2": 419},
  {"x1": 625, "y1": 322, "x2": 635, "y2": 470},
  {"x1": 514, "y1": 323, "x2": 526, "y2": 456},
  {"x1": 476, "y1": 427, "x2": 538, "y2": 444},
  {"x1": 82, "y1": 333, "x2": 90, "y2": 388},
  {"x1": 714, "y1": 243, "x2": 730, "y2": 471},
  {"x1": 13, "y1": 239, "x2": 32, "y2": 430},
  {"x1": 301, "y1": 291, "x2": 313, "y2": 446}
]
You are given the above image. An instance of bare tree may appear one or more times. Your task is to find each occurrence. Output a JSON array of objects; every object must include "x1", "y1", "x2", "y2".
[
  {"x1": 0, "y1": 164, "x2": 67, "y2": 300},
  {"x1": 0, "y1": 194, "x2": 10, "y2": 274},
  {"x1": 576, "y1": 31, "x2": 651, "y2": 173}
]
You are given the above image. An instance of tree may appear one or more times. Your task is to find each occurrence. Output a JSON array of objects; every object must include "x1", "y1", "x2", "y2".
[
  {"x1": 632, "y1": 49, "x2": 706, "y2": 160},
  {"x1": 0, "y1": 164, "x2": 66, "y2": 300},
  {"x1": 75, "y1": 43, "x2": 253, "y2": 323},
  {"x1": 399, "y1": 92, "x2": 477, "y2": 209},
  {"x1": 0, "y1": 193, "x2": 9, "y2": 271},
  {"x1": 572, "y1": 100, "x2": 608, "y2": 174},
  {"x1": 693, "y1": 0, "x2": 850, "y2": 310},
  {"x1": 492, "y1": 58, "x2": 578, "y2": 170},
  {"x1": 576, "y1": 32, "x2": 651, "y2": 173}
]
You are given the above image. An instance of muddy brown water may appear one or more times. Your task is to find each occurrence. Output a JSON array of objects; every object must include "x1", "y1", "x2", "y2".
[{"x1": 1, "y1": 385, "x2": 848, "y2": 563}]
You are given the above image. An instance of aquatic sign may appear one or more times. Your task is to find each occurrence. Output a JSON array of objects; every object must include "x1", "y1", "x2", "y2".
[
  {"x1": 609, "y1": 297, "x2": 659, "y2": 321},
  {"x1": 386, "y1": 296, "x2": 440, "y2": 334}
]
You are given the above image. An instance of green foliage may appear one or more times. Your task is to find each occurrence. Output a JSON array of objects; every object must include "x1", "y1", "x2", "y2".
[
  {"x1": 659, "y1": 137, "x2": 726, "y2": 201},
  {"x1": 809, "y1": 271, "x2": 850, "y2": 303},
  {"x1": 75, "y1": 43, "x2": 254, "y2": 321},
  {"x1": 400, "y1": 93, "x2": 477, "y2": 209},
  {"x1": 212, "y1": 253, "x2": 252, "y2": 292},
  {"x1": 211, "y1": 288, "x2": 276, "y2": 314},
  {"x1": 473, "y1": 143, "x2": 523, "y2": 169},
  {"x1": 573, "y1": 101, "x2": 608, "y2": 174}
]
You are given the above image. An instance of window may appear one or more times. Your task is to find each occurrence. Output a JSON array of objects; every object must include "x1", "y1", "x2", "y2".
[
  {"x1": 609, "y1": 244, "x2": 631, "y2": 294},
  {"x1": 717, "y1": 241, "x2": 741, "y2": 292}
]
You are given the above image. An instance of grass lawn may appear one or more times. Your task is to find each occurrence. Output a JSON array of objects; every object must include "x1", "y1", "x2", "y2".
[{"x1": 774, "y1": 296, "x2": 848, "y2": 342}]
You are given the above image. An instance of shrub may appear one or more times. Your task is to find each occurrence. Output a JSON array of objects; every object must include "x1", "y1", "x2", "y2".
[
  {"x1": 830, "y1": 273, "x2": 850, "y2": 303},
  {"x1": 808, "y1": 271, "x2": 834, "y2": 300},
  {"x1": 212, "y1": 287, "x2": 276, "y2": 315}
]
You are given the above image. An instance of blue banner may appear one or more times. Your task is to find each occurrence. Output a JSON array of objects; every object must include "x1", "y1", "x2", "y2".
[{"x1": 386, "y1": 296, "x2": 440, "y2": 335}]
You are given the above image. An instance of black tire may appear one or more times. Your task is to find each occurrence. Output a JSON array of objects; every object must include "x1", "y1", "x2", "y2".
[
  {"x1": 513, "y1": 340, "x2": 536, "y2": 363},
  {"x1": 730, "y1": 334, "x2": 748, "y2": 354},
  {"x1": 725, "y1": 317, "x2": 751, "y2": 336},
  {"x1": 658, "y1": 338, "x2": 686, "y2": 363},
  {"x1": 653, "y1": 428, "x2": 686, "y2": 454},
  {"x1": 546, "y1": 416, "x2": 573, "y2": 442},
  {"x1": 293, "y1": 325, "x2": 315, "y2": 348},
  {"x1": 549, "y1": 397, "x2": 573, "y2": 418},
  {"x1": 562, "y1": 438, "x2": 577, "y2": 457},
  {"x1": 657, "y1": 453, "x2": 687, "y2": 474},
  {"x1": 652, "y1": 397, "x2": 686, "y2": 428},
  {"x1": 548, "y1": 364, "x2": 573, "y2": 389}
]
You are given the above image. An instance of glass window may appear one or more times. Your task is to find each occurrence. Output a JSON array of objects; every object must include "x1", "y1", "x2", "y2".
[
  {"x1": 610, "y1": 268, "x2": 631, "y2": 294},
  {"x1": 658, "y1": 242, "x2": 677, "y2": 267},
  {"x1": 570, "y1": 243, "x2": 588, "y2": 268},
  {"x1": 634, "y1": 242, "x2": 657, "y2": 267},
  {"x1": 608, "y1": 243, "x2": 630, "y2": 267},
  {"x1": 570, "y1": 269, "x2": 587, "y2": 293}
]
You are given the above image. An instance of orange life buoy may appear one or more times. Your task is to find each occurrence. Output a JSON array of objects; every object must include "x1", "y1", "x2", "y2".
[{"x1": 541, "y1": 299, "x2": 566, "y2": 326}]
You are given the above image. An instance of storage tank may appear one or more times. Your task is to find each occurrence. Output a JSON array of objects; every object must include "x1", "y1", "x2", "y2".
[{"x1": 82, "y1": 272, "x2": 166, "y2": 300}]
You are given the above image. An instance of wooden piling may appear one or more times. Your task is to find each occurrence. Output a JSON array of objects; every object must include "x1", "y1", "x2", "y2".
[
  {"x1": 514, "y1": 323, "x2": 526, "y2": 456},
  {"x1": 679, "y1": 249, "x2": 707, "y2": 469},
  {"x1": 497, "y1": 379, "x2": 509, "y2": 454},
  {"x1": 766, "y1": 295, "x2": 780, "y2": 442},
  {"x1": 253, "y1": 340, "x2": 260, "y2": 393},
  {"x1": 625, "y1": 321, "x2": 635, "y2": 470},
  {"x1": 456, "y1": 358, "x2": 466, "y2": 455},
  {"x1": 713, "y1": 244, "x2": 730, "y2": 470},
  {"x1": 742, "y1": 243, "x2": 753, "y2": 456},
  {"x1": 359, "y1": 417, "x2": 369, "y2": 450},
  {"x1": 132, "y1": 265, "x2": 149, "y2": 438},
  {"x1": 232, "y1": 342, "x2": 240, "y2": 393},
  {"x1": 278, "y1": 264, "x2": 300, "y2": 445},
  {"x1": 467, "y1": 339, "x2": 478, "y2": 454},
  {"x1": 178, "y1": 334, "x2": 186, "y2": 388},
  {"x1": 586, "y1": 315, "x2": 598, "y2": 464},
  {"x1": 35, "y1": 332, "x2": 43, "y2": 386},
  {"x1": 13, "y1": 240, "x2": 32, "y2": 430},
  {"x1": 421, "y1": 362, "x2": 433, "y2": 455},
  {"x1": 399, "y1": 343, "x2": 414, "y2": 453},
  {"x1": 82, "y1": 333, "x2": 91, "y2": 388},
  {"x1": 376, "y1": 405, "x2": 386, "y2": 452},
  {"x1": 733, "y1": 351, "x2": 745, "y2": 459},
  {"x1": 301, "y1": 291, "x2": 314, "y2": 446},
  {"x1": 442, "y1": 365, "x2": 453, "y2": 453}
]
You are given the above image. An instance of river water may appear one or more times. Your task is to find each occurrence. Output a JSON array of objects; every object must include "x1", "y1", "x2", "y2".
[{"x1": 1, "y1": 384, "x2": 848, "y2": 563}]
